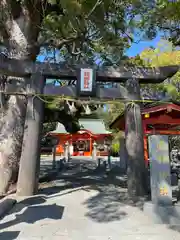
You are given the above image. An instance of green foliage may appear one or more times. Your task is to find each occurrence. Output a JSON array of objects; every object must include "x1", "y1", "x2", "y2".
[
  {"x1": 111, "y1": 141, "x2": 120, "y2": 154},
  {"x1": 44, "y1": 96, "x2": 64, "y2": 110},
  {"x1": 97, "y1": 102, "x2": 124, "y2": 142},
  {"x1": 0, "y1": 0, "x2": 144, "y2": 66},
  {"x1": 130, "y1": 40, "x2": 180, "y2": 100},
  {"x1": 103, "y1": 102, "x2": 125, "y2": 128},
  {"x1": 39, "y1": 0, "x2": 146, "y2": 65},
  {"x1": 134, "y1": 1, "x2": 180, "y2": 47},
  {"x1": 42, "y1": 122, "x2": 56, "y2": 137}
]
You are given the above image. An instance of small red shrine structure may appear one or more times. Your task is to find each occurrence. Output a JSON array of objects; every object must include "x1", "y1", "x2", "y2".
[
  {"x1": 49, "y1": 118, "x2": 112, "y2": 156},
  {"x1": 110, "y1": 102, "x2": 180, "y2": 165}
]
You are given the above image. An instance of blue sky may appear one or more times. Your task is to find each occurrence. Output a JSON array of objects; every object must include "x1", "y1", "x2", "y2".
[{"x1": 126, "y1": 34, "x2": 162, "y2": 57}]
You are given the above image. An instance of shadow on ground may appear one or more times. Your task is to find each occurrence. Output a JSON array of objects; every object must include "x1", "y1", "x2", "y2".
[
  {"x1": 39, "y1": 160, "x2": 58, "y2": 183},
  {"x1": 154, "y1": 205, "x2": 180, "y2": 233},
  {"x1": 83, "y1": 186, "x2": 128, "y2": 222},
  {"x1": 0, "y1": 231, "x2": 20, "y2": 239},
  {"x1": 40, "y1": 185, "x2": 130, "y2": 223},
  {"x1": 39, "y1": 160, "x2": 127, "y2": 192},
  {"x1": 38, "y1": 161, "x2": 145, "y2": 223},
  {"x1": 169, "y1": 225, "x2": 180, "y2": 232},
  {"x1": 2, "y1": 159, "x2": 180, "y2": 234},
  {"x1": 0, "y1": 196, "x2": 64, "y2": 231}
]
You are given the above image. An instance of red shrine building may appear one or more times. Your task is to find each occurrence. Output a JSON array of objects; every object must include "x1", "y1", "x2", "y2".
[
  {"x1": 110, "y1": 102, "x2": 180, "y2": 165},
  {"x1": 49, "y1": 118, "x2": 112, "y2": 157}
]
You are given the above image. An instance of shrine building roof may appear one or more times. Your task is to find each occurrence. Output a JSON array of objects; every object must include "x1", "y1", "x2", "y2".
[
  {"x1": 109, "y1": 100, "x2": 180, "y2": 130},
  {"x1": 50, "y1": 118, "x2": 111, "y2": 135}
]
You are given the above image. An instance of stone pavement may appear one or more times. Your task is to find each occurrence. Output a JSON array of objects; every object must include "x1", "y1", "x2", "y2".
[{"x1": 0, "y1": 184, "x2": 180, "y2": 240}]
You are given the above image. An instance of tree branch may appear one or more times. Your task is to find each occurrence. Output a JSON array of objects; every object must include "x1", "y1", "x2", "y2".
[
  {"x1": 86, "y1": 0, "x2": 102, "y2": 19},
  {"x1": 67, "y1": 42, "x2": 82, "y2": 56},
  {"x1": 39, "y1": 35, "x2": 82, "y2": 49}
]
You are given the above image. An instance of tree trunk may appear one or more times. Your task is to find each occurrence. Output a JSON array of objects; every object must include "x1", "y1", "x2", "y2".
[
  {"x1": 0, "y1": 1, "x2": 42, "y2": 195},
  {"x1": 0, "y1": 95, "x2": 27, "y2": 194},
  {"x1": 17, "y1": 74, "x2": 45, "y2": 196},
  {"x1": 125, "y1": 78, "x2": 148, "y2": 201}
]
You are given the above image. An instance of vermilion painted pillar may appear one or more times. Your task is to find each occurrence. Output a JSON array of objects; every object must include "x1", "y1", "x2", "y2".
[
  {"x1": 90, "y1": 136, "x2": 92, "y2": 156},
  {"x1": 144, "y1": 136, "x2": 149, "y2": 167},
  {"x1": 143, "y1": 121, "x2": 149, "y2": 167}
]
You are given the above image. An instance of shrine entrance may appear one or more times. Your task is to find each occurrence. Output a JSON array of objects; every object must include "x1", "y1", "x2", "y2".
[{"x1": 1, "y1": 56, "x2": 179, "y2": 204}]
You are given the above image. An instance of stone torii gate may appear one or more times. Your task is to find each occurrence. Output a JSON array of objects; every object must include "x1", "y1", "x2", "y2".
[{"x1": 0, "y1": 56, "x2": 179, "y2": 197}]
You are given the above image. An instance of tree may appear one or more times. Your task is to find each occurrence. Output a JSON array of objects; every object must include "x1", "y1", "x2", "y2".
[
  {"x1": 127, "y1": 39, "x2": 180, "y2": 102},
  {"x1": 135, "y1": 1, "x2": 180, "y2": 47},
  {"x1": 135, "y1": 40, "x2": 180, "y2": 152},
  {"x1": 43, "y1": 96, "x2": 88, "y2": 133},
  {"x1": 0, "y1": 1, "x2": 43, "y2": 195},
  {"x1": 138, "y1": 40, "x2": 180, "y2": 100}
]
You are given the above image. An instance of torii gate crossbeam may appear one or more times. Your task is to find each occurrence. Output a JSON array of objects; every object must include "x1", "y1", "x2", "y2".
[{"x1": 0, "y1": 56, "x2": 179, "y2": 83}]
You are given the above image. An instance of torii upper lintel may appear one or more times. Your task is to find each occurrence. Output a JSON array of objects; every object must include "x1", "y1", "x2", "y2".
[{"x1": 0, "y1": 56, "x2": 179, "y2": 83}]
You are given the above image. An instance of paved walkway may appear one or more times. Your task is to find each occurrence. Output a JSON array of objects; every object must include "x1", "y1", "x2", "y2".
[{"x1": 0, "y1": 184, "x2": 180, "y2": 240}]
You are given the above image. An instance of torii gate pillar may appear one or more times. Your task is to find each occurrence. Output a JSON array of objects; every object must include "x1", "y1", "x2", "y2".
[
  {"x1": 16, "y1": 73, "x2": 45, "y2": 196},
  {"x1": 125, "y1": 78, "x2": 148, "y2": 199}
]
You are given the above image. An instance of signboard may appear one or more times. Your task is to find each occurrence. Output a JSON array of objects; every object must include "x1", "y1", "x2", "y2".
[
  {"x1": 80, "y1": 69, "x2": 93, "y2": 91},
  {"x1": 76, "y1": 68, "x2": 96, "y2": 97},
  {"x1": 148, "y1": 135, "x2": 172, "y2": 205}
]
